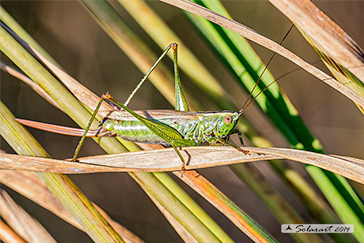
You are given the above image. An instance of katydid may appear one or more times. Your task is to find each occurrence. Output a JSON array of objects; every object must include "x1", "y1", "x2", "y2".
[{"x1": 15, "y1": 43, "x2": 280, "y2": 173}]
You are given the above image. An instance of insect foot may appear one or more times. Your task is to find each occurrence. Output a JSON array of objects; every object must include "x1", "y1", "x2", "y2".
[
  {"x1": 180, "y1": 164, "x2": 186, "y2": 177},
  {"x1": 238, "y1": 147, "x2": 250, "y2": 155}
]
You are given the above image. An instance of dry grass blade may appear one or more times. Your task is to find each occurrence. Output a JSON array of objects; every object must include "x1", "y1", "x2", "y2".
[
  {"x1": 159, "y1": 0, "x2": 364, "y2": 108},
  {"x1": 268, "y1": 0, "x2": 364, "y2": 113},
  {"x1": 0, "y1": 189, "x2": 56, "y2": 243},
  {"x1": 0, "y1": 219, "x2": 26, "y2": 243},
  {"x1": 25, "y1": 48, "x2": 112, "y2": 114},
  {"x1": 0, "y1": 153, "x2": 124, "y2": 173},
  {"x1": 0, "y1": 62, "x2": 61, "y2": 110},
  {"x1": 0, "y1": 147, "x2": 278, "y2": 172},
  {"x1": 268, "y1": 0, "x2": 364, "y2": 83},
  {"x1": 2, "y1": 146, "x2": 363, "y2": 184},
  {"x1": 245, "y1": 147, "x2": 364, "y2": 184},
  {"x1": 0, "y1": 171, "x2": 145, "y2": 243}
]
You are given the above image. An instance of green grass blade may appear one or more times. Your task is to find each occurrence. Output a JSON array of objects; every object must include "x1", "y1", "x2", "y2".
[{"x1": 0, "y1": 6, "x2": 55, "y2": 63}]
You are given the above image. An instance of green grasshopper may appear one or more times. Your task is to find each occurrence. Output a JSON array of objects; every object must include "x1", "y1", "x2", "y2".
[{"x1": 17, "y1": 43, "x2": 267, "y2": 173}]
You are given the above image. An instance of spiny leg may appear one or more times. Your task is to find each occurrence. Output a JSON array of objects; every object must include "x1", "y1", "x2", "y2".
[
  {"x1": 72, "y1": 95, "x2": 105, "y2": 161},
  {"x1": 124, "y1": 43, "x2": 175, "y2": 107}
]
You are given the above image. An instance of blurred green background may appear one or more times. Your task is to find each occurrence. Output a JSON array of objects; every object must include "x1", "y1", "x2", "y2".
[{"x1": 1, "y1": 1, "x2": 364, "y2": 242}]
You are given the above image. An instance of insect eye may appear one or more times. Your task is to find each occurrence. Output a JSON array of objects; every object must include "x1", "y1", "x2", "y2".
[{"x1": 224, "y1": 115, "x2": 232, "y2": 124}]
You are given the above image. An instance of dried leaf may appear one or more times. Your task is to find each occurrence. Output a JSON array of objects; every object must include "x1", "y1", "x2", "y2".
[
  {"x1": 2, "y1": 146, "x2": 363, "y2": 184},
  {"x1": 0, "y1": 219, "x2": 26, "y2": 243},
  {"x1": 0, "y1": 189, "x2": 56, "y2": 243},
  {"x1": 268, "y1": 0, "x2": 364, "y2": 83}
]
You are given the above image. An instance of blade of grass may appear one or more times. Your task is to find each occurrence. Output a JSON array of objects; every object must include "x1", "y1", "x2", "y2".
[
  {"x1": 0, "y1": 189, "x2": 57, "y2": 243},
  {"x1": 0, "y1": 219, "x2": 26, "y2": 243},
  {"x1": 176, "y1": 170, "x2": 278, "y2": 243},
  {"x1": 153, "y1": 172, "x2": 234, "y2": 243},
  {"x1": 129, "y1": 172, "x2": 222, "y2": 242},
  {"x1": 2, "y1": 146, "x2": 363, "y2": 185},
  {"x1": 268, "y1": 0, "x2": 364, "y2": 85}
]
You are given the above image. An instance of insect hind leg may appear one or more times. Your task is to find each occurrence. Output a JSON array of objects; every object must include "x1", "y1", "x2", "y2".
[{"x1": 124, "y1": 43, "x2": 177, "y2": 107}]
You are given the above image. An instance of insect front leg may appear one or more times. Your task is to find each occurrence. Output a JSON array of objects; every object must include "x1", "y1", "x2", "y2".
[{"x1": 231, "y1": 128, "x2": 244, "y2": 146}]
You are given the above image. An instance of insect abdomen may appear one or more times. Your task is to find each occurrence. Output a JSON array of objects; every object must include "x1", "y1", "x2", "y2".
[
  {"x1": 102, "y1": 117, "x2": 204, "y2": 146},
  {"x1": 103, "y1": 119, "x2": 170, "y2": 145}
]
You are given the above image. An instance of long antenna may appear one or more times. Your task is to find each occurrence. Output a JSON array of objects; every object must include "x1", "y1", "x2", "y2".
[{"x1": 239, "y1": 24, "x2": 294, "y2": 116}]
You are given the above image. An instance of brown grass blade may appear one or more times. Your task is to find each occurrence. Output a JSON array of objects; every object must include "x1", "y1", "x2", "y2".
[
  {"x1": 0, "y1": 62, "x2": 62, "y2": 110},
  {"x1": 159, "y1": 0, "x2": 364, "y2": 108},
  {"x1": 0, "y1": 147, "x2": 278, "y2": 172},
  {"x1": 0, "y1": 219, "x2": 26, "y2": 243},
  {"x1": 268, "y1": 0, "x2": 364, "y2": 84},
  {"x1": 2, "y1": 146, "x2": 363, "y2": 184},
  {"x1": 268, "y1": 0, "x2": 364, "y2": 113},
  {"x1": 0, "y1": 189, "x2": 56, "y2": 243},
  {"x1": 0, "y1": 171, "x2": 145, "y2": 243},
  {"x1": 245, "y1": 147, "x2": 364, "y2": 184}
]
